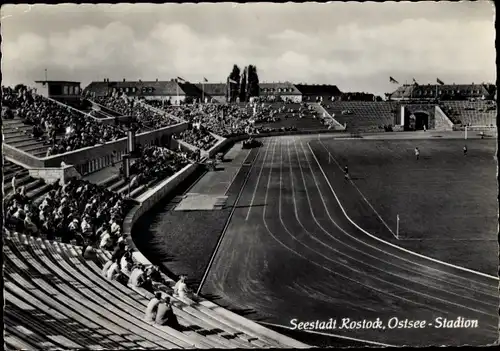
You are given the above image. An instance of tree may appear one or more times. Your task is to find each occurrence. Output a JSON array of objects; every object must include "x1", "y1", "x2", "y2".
[
  {"x1": 226, "y1": 64, "x2": 241, "y2": 103},
  {"x1": 246, "y1": 65, "x2": 260, "y2": 99},
  {"x1": 239, "y1": 67, "x2": 247, "y2": 102}
]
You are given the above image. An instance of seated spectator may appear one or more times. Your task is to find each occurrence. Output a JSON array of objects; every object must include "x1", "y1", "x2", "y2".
[
  {"x1": 129, "y1": 263, "x2": 146, "y2": 287},
  {"x1": 111, "y1": 240, "x2": 127, "y2": 262},
  {"x1": 106, "y1": 259, "x2": 121, "y2": 280},
  {"x1": 155, "y1": 297, "x2": 180, "y2": 329},
  {"x1": 145, "y1": 292, "x2": 162, "y2": 323},
  {"x1": 120, "y1": 249, "x2": 134, "y2": 275},
  {"x1": 101, "y1": 260, "x2": 113, "y2": 276}
]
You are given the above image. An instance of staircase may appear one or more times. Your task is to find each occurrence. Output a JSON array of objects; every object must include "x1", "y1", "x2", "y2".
[
  {"x1": 2, "y1": 118, "x2": 49, "y2": 158},
  {"x1": 434, "y1": 105, "x2": 454, "y2": 131},
  {"x1": 3, "y1": 160, "x2": 52, "y2": 200},
  {"x1": 308, "y1": 103, "x2": 345, "y2": 130}
]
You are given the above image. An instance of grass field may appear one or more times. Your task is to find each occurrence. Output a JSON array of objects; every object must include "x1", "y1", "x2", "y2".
[{"x1": 309, "y1": 137, "x2": 497, "y2": 274}]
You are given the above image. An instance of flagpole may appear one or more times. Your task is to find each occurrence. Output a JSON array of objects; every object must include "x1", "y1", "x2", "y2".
[{"x1": 45, "y1": 68, "x2": 48, "y2": 81}]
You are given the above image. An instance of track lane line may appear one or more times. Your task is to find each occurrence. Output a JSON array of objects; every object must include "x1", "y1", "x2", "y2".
[
  {"x1": 196, "y1": 140, "x2": 271, "y2": 295},
  {"x1": 290, "y1": 139, "x2": 498, "y2": 307},
  {"x1": 245, "y1": 139, "x2": 273, "y2": 221},
  {"x1": 260, "y1": 139, "x2": 456, "y2": 318},
  {"x1": 291, "y1": 140, "x2": 496, "y2": 317},
  {"x1": 307, "y1": 140, "x2": 498, "y2": 281}
]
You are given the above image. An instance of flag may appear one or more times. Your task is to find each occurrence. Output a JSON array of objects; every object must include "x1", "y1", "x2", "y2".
[
  {"x1": 228, "y1": 78, "x2": 237, "y2": 84},
  {"x1": 177, "y1": 76, "x2": 185, "y2": 82},
  {"x1": 389, "y1": 76, "x2": 399, "y2": 84},
  {"x1": 412, "y1": 78, "x2": 419, "y2": 86},
  {"x1": 203, "y1": 77, "x2": 208, "y2": 82},
  {"x1": 436, "y1": 78, "x2": 445, "y2": 85}
]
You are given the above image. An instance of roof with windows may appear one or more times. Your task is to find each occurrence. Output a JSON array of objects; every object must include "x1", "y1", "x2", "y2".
[
  {"x1": 259, "y1": 82, "x2": 302, "y2": 95},
  {"x1": 390, "y1": 83, "x2": 494, "y2": 99},
  {"x1": 84, "y1": 80, "x2": 184, "y2": 96}
]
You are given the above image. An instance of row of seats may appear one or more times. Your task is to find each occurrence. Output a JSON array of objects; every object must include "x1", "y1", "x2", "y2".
[
  {"x1": 2, "y1": 86, "x2": 127, "y2": 157},
  {"x1": 3, "y1": 231, "x2": 307, "y2": 349},
  {"x1": 440, "y1": 100, "x2": 496, "y2": 126},
  {"x1": 93, "y1": 96, "x2": 178, "y2": 130},
  {"x1": 322, "y1": 101, "x2": 395, "y2": 132}
]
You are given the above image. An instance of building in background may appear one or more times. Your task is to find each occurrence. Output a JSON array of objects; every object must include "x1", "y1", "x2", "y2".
[
  {"x1": 34, "y1": 80, "x2": 81, "y2": 104},
  {"x1": 294, "y1": 84, "x2": 342, "y2": 103}
]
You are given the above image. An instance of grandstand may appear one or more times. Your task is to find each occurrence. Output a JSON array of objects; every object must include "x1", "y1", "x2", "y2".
[
  {"x1": 3, "y1": 231, "x2": 307, "y2": 349},
  {"x1": 322, "y1": 101, "x2": 396, "y2": 132},
  {"x1": 440, "y1": 100, "x2": 496, "y2": 127}
]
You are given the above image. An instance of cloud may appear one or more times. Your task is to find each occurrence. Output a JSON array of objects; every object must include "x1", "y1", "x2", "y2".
[{"x1": 1, "y1": 4, "x2": 495, "y2": 96}]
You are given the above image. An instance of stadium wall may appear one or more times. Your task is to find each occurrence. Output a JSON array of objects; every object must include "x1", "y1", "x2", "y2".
[
  {"x1": 28, "y1": 164, "x2": 82, "y2": 185},
  {"x1": 122, "y1": 162, "x2": 199, "y2": 253},
  {"x1": 41, "y1": 122, "x2": 189, "y2": 174}
]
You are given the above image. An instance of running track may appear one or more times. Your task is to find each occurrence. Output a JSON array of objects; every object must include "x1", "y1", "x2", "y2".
[{"x1": 201, "y1": 136, "x2": 498, "y2": 347}]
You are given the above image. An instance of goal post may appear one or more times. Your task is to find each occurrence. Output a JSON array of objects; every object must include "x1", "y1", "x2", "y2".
[{"x1": 464, "y1": 125, "x2": 497, "y2": 139}]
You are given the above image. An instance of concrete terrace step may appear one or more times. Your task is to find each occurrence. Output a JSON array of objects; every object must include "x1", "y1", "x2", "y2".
[
  {"x1": 75, "y1": 246, "x2": 266, "y2": 349},
  {"x1": 62, "y1": 257, "x2": 228, "y2": 349},
  {"x1": 15, "y1": 237, "x2": 194, "y2": 349},
  {"x1": 4, "y1": 246, "x2": 155, "y2": 349},
  {"x1": 7, "y1": 138, "x2": 46, "y2": 148},
  {"x1": 108, "y1": 179, "x2": 126, "y2": 191},
  {"x1": 4, "y1": 174, "x2": 32, "y2": 192},
  {"x1": 2, "y1": 126, "x2": 33, "y2": 135},
  {"x1": 26, "y1": 183, "x2": 52, "y2": 201},
  {"x1": 3, "y1": 168, "x2": 28, "y2": 182},
  {"x1": 97, "y1": 173, "x2": 121, "y2": 187},
  {"x1": 3, "y1": 134, "x2": 36, "y2": 142}
]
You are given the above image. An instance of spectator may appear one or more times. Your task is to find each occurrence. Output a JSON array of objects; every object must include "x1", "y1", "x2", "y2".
[
  {"x1": 106, "y1": 259, "x2": 121, "y2": 280},
  {"x1": 129, "y1": 263, "x2": 146, "y2": 287},
  {"x1": 145, "y1": 292, "x2": 162, "y2": 323},
  {"x1": 173, "y1": 275, "x2": 190, "y2": 302},
  {"x1": 155, "y1": 297, "x2": 180, "y2": 329}
]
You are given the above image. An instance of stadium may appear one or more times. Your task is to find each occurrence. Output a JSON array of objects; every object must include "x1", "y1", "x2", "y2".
[{"x1": 2, "y1": 3, "x2": 498, "y2": 349}]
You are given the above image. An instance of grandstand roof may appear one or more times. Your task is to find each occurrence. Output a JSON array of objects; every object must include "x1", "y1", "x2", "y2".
[{"x1": 294, "y1": 84, "x2": 342, "y2": 96}]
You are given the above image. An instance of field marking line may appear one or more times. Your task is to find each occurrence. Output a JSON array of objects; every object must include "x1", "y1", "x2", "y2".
[
  {"x1": 245, "y1": 139, "x2": 274, "y2": 221},
  {"x1": 275, "y1": 140, "x2": 475, "y2": 316},
  {"x1": 296, "y1": 140, "x2": 499, "y2": 311},
  {"x1": 224, "y1": 147, "x2": 259, "y2": 196},
  {"x1": 257, "y1": 321, "x2": 396, "y2": 347},
  {"x1": 306, "y1": 141, "x2": 499, "y2": 281},
  {"x1": 318, "y1": 141, "x2": 398, "y2": 239},
  {"x1": 196, "y1": 143, "x2": 266, "y2": 295}
]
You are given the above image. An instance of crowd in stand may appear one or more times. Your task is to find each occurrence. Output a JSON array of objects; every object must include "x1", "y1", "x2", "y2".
[
  {"x1": 2, "y1": 86, "x2": 126, "y2": 155},
  {"x1": 119, "y1": 146, "x2": 190, "y2": 188},
  {"x1": 174, "y1": 125, "x2": 218, "y2": 151},
  {"x1": 5, "y1": 178, "x2": 130, "y2": 249},
  {"x1": 94, "y1": 96, "x2": 177, "y2": 130}
]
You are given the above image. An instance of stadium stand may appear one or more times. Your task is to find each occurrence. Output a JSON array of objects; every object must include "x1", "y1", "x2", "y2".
[
  {"x1": 322, "y1": 101, "x2": 396, "y2": 132},
  {"x1": 3, "y1": 231, "x2": 308, "y2": 349},
  {"x1": 94, "y1": 96, "x2": 178, "y2": 130},
  {"x1": 174, "y1": 127, "x2": 218, "y2": 151},
  {"x1": 2, "y1": 85, "x2": 127, "y2": 157},
  {"x1": 440, "y1": 100, "x2": 496, "y2": 127}
]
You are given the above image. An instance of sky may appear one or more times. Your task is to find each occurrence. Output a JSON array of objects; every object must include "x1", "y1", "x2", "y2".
[{"x1": 1, "y1": 2, "x2": 496, "y2": 96}]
